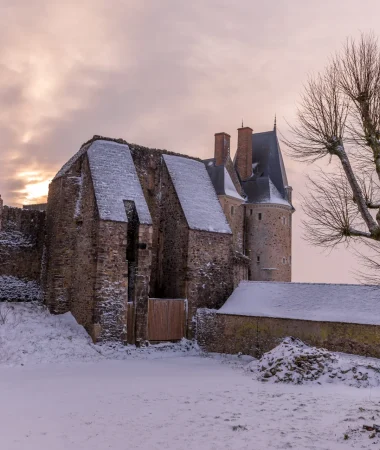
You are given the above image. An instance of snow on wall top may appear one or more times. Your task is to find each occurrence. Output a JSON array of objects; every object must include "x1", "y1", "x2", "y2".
[
  {"x1": 0, "y1": 231, "x2": 34, "y2": 247},
  {"x1": 0, "y1": 276, "x2": 42, "y2": 301},
  {"x1": 53, "y1": 145, "x2": 89, "y2": 180},
  {"x1": 163, "y1": 155, "x2": 232, "y2": 234},
  {"x1": 87, "y1": 140, "x2": 152, "y2": 224},
  {"x1": 218, "y1": 281, "x2": 380, "y2": 326}
]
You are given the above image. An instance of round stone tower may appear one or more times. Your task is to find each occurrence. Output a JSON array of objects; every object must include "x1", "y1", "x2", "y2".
[
  {"x1": 245, "y1": 202, "x2": 292, "y2": 282},
  {"x1": 233, "y1": 122, "x2": 294, "y2": 282}
]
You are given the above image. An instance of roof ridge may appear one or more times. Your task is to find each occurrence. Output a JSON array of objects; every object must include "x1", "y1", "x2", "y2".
[{"x1": 252, "y1": 130, "x2": 275, "y2": 136}]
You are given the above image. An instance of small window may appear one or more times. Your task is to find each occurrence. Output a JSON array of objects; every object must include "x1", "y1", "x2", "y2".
[
  {"x1": 256, "y1": 255, "x2": 260, "y2": 263},
  {"x1": 282, "y1": 217, "x2": 286, "y2": 225},
  {"x1": 250, "y1": 209, "x2": 253, "y2": 216},
  {"x1": 282, "y1": 257, "x2": 286, "y2": 264},
  {"x1": 231, "y1": 206, "x2": 234, "y2": 215},
  {"x1": 258, "y1": 213, "x2": 262, "y2": 220}
]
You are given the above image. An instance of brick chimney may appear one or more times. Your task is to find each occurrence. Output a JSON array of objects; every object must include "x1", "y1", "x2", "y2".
[
  {"x1": 0, "y1": 195, "x2": 3, "y2": 232},
  {"x1": 236, "y1": 126, "x2": 253, "y2": 180},
  {"x1": 214, "y1": 132, "x2": 230, "y2": 166}
]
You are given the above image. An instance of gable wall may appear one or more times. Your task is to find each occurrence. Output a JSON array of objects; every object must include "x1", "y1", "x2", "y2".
[
  {"x1": 131, "y1": 148, "x2": 194, "y2": 299},
  {"x1": 44, "y1": 154, "x2": 97, "y2": 318},
  {"x1": 69, "y1": 156, "x2": 99, "y2": 331},
  {"x1": 157, "y1": 162, "x2": 189, "y2": 299},
  {"x1": 130, "y1": 148, "x2": 164, "y2": 296},
  {"x1": 186, "y1": 229, "x2": 233, "y2": 336}
]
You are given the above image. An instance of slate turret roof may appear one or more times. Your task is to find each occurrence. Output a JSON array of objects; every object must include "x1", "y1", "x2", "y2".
[
  {"x1": 204, "y1": 160, "x2": 244, "y2": 201},
  {"x1": 241, "y1": 129, "x2": 291, "y2": 206},
  {"x1": 205, "y1": 127, "x2": 292, "y2": 207}
]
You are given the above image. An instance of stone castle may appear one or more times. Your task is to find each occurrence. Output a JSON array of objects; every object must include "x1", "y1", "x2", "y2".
[{"x1": 0, "y1": 123, "x2": 293, "y2": 343}]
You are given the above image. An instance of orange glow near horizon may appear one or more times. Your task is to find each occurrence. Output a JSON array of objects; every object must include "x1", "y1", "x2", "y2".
[{"x1": 15, "y1": 171, "x2": 51, "y2": 205}]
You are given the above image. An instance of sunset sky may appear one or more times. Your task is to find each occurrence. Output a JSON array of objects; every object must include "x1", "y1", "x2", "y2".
[{"x1": 1, "y1": 0, "x2": 380, "y2": 283}]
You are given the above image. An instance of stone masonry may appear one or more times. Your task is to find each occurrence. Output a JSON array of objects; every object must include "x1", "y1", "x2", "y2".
[{"x1": 0, "y1": 120, "x2": 293, "y2": 343}]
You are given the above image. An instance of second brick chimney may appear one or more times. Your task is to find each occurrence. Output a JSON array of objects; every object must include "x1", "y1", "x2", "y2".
[
  {"x1": 214, "y1": 132, "x2": 230, "y2": 166},
  {"x1": 235, "y1": 126, "x2": 253, "y2": 180}
]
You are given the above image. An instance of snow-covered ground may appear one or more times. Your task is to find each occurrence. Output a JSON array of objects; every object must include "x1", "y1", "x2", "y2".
[{"x1": 1, "y1": 302, "x2": 380, "y2": 449}]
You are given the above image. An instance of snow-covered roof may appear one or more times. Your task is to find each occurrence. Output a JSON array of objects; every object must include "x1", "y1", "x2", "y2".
[
  {"x1": 87, "y1": 140, "x2": 152, "y2": 224},
  {"x1": 218, "y1": 281, "x2": 380, "y2": 326},
  {"x1": 224, "y1": 168, "x2": 244, "y2": 201},
  {"x1": 242, "y1": 176, "x2": 291, "y2": 207},
  {"x1": 163, "y1": 155, "x2": 232, "y2": 234},
  {"x1": 251, "y1": 129, "x2": 288, "y2": 197},
  {"x1": 266, "y1": 179, "x2": 291, "y2": 206}
]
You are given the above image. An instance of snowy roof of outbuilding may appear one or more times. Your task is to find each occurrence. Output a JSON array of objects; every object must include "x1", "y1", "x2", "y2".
[
  {"x1": 87, "y1": 140, "x2": 152, "y2": 224},
  {"x1": 163, "y1": 155, "x2": 232, "y2": 234},
  {"x1": 218, "y1": 281, "x2": 380, "y2": 326}
]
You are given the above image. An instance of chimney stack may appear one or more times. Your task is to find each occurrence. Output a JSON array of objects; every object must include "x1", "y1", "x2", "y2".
[
  {"x1": 214, "y1": 132, "x2": 230, "y2": 166},
  {"x1": 236, "y1": 126, "x2": 253, "y2": 180}
]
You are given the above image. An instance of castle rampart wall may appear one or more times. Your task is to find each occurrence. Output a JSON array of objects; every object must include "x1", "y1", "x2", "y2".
[{"x1": 0, "y1": 205, "x2": 45, "y2": 283}]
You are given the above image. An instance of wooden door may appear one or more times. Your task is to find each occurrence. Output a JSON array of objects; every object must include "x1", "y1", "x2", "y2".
[{"x1": 148, "y1": 298, "x2": 186, "y2": 341}]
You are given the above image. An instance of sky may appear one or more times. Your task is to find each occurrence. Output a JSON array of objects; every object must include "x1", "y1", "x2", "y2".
[{"x1": 1, "y1": 0, "x2": 380, "y2": 284}]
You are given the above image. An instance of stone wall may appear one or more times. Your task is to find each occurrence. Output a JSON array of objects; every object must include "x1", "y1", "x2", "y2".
[
  {"x1": 134, "y1": 223, "x2": 153, "y2": 343},
  {"x1": 218, "y1": 197, "x2": 244, "y2": 253},
  {"x1": 197, "y1": 310, "x2": 380, "y2": 358},
  {"x1": 157, "y1": 162, "x2": 189, "y2": 299},
  {"x1": 92, "y1": 220, "x2": 128, "y2": 341},
  {"x1": 130, "y1": 145, "x2": 200, "y2": 298},
  {"x1": 0, "y1": 205, "x2": 45, "y2": 282},
  {"x1": 44, "y1": 157, "x2": 84, "y2": 313},
  {"x1": 245, "y1": 204, "x2": 292, "y2": 282},
  {"x1": 69, "y1": 156, "x2": 99, "y2": 333},
  {"x1": 218, "y1": 197, "x2": 248, "y2": 288},
  {"x1": 186, "y1": 230, "x2": 233, "y2": 336}
]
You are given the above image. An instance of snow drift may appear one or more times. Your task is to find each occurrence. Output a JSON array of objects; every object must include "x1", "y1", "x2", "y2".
[{"x1": 248, "y1": 337, "x2": 380, "y2": 388}]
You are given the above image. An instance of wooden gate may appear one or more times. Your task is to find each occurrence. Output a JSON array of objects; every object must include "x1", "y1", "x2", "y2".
[{"x1": 148, "y1": 298, "x2": 186, "y2": 341}]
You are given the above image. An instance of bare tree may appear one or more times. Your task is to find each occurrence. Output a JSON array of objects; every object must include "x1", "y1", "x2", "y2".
[{"x1": 285, "y1": 33, "x2": 380, "y2": 283}]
